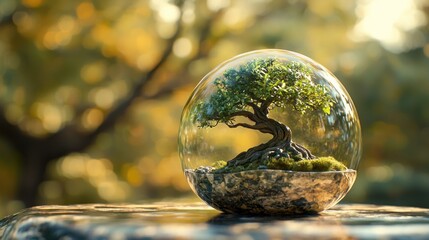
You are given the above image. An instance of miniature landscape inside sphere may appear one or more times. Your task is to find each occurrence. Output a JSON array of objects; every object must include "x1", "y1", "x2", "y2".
[{"x1": 178, "y1": 49, "x2": 362, "y2": 214}]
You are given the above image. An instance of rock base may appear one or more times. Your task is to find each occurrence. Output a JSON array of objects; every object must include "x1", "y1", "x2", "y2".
[{"x1": 185, "y1": 169, "x2": 356, "y2": 215}]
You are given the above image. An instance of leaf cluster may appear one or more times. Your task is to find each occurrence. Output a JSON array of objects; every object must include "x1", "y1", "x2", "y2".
[{"x1": 192, "y1": 57, "x2": 334, "y2": 127}]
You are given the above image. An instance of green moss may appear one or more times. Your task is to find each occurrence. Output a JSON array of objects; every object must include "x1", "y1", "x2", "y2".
[
  {"x1": 266, "y1": 157, "x2": 294, "y2": 170},
  {"x1": 291, "y1": 153, "x2": 303, "y2": 161},
  {"x1": 212, "y1": 160, "x2": 258, "y2": 173},
  {"x1": 212, "y1": 160, "x2": 227, "y2": 169},
  {"x1": 210, "y1": 156, "x2": 347, "y2": 173},
  {"x1": 292, "y1": 160, "x2": 313, "y2": 171},
  {"x1": 311, "y1": 157, "x2": 347, "y2": 171},
  {"x1": 265, "y1": 156, "x2": 347, "y2": 172}
]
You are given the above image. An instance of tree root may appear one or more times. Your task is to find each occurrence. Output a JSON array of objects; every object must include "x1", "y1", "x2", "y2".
[{"x1": 227, "y1": 140, "x2": 315, "y2": 168}]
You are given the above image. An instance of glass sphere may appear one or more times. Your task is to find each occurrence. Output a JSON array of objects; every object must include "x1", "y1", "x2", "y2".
[{"x1": 179, "y1": 49, "x2": 362, "y2": 214}]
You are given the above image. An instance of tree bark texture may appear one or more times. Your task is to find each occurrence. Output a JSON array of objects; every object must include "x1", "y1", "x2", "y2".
[{"x1": 226, "y1": 101, "x2": 315, "y2": 167}]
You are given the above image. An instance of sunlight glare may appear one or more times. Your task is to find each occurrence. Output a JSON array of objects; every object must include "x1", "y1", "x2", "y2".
[
  {"x1": 33, "y1": 102, "x2": 63, "y2": 132},
  {"x1": 150, "y1": 0, "x2": 180, "y2": 23},
  {"x1": 353, "y1": 0, "x2": 426, "y2": 52},
  {"x1": 173, "y1": 37, "x2": 192, "y2": 58},
  {"x1": 76, "y1": 2, "x2": 95, "y2": 21},
  {"x1": 81, "y1": 108, "x2": 104, "y2": 130},
  {"x1": 207, "y1": 0, "x2": 230, "y2": 11},
  {"x1": 90, "y1": 87, "x2": 115, "y2": 110},
  {"x1": 80, "y1": 61, "x2": 106, "y2": 84}
]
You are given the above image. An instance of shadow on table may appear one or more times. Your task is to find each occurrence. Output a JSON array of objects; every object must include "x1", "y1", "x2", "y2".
[{"x1": 208, "y1": 212, "x2": 318, "y2": 225}]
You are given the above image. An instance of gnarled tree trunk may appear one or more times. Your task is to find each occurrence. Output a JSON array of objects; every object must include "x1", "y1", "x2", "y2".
[{"x1": 226, "y1": 101, "x2": 315, "y2": 167}]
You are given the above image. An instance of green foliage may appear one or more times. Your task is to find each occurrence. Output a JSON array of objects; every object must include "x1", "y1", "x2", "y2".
[{"x1": 192, "y1": 58, "x2": 334, "y2": 128}]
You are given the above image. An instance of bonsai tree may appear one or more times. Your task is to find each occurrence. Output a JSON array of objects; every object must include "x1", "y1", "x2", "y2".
[{"x1": 192, "y1": 57, "x2": 345, "y2": 172}]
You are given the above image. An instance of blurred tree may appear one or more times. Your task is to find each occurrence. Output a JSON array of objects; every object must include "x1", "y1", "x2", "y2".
[
  {"x1": 0, "y1": 0, "x2": 428, "y2": 212},
  {"x1": 0, "y1": 0, "x2": 226, "y2": 207},
  {"x1": 0, "y1": 0, "x2": 187, "y2": 207}
]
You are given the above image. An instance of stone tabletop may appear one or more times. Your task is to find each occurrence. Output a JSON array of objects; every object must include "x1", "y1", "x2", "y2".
[{"x1": 1, "y1": 202, "x2": 429, "y2": 239}]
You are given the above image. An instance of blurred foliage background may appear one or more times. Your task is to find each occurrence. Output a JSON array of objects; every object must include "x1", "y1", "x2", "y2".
[{"x1": 0, "y1": 0, "x2": 428, "y2": 217}]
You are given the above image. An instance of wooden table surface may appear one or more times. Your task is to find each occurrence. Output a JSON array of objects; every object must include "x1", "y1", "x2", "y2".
[{"x1": 1, "y1": 202, "x2": 429, "y2": 239}]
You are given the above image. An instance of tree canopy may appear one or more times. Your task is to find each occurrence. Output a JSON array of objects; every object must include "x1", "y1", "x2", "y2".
[{"x1": 193, "y1": 58, "x2": 334, "y2": 129}]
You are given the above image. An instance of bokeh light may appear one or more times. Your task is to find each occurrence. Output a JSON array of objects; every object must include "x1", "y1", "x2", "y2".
[{"x1": 0, "y1": 0, "x2": 428, "y2": 217}]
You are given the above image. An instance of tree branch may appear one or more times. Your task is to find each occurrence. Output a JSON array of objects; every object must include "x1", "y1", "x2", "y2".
[
  {"x1": 226, "y1": 120, "x2": 272, "y2": 134},
  {"x1": 143, "y1": 9, "x2": 224, "y2": 100},
  {"x1": 246, "y1": 102, "x2": 260, "y2": 114},
  {"x1": 0, "y1": 10, "x2": 15, "y2": 26},
  {"x1": 230, "y1": 110, "x2": 257, "y2": 122},
  {"x1": 41, "y1": 0, "x2": 186, "y2": 160},
  {"x1": 0, "y1": 107, "x2": 36, "y2": 156},
  {"x1": 248, "y1": 92, "x2": 265, "y2": 104},
  {"x1": 226, "y1": 122, "x2": 256, "y2": 129},
  {"x1": 88, "y1": 1, "x2": 185, "y2": 139},
  {"x1": 260, "y1": 98, "x2": 273, "y2": 115}
]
